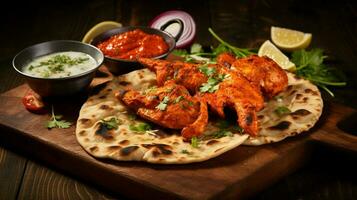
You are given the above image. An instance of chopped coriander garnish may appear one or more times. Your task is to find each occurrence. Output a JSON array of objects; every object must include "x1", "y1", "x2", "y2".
[
  {"x1": 129, "y1": 122, "x2": 152, "y2": 132},
  {"x1": 156, "y1": 96, "x2": 170, "y2": 111},
  {"x1": 46, "y1": 106, "x2": 72, "y2": 129},
  {"x1": 274, "y1": 106, "x2": 291, "y2": 117},
  {"x1": 191, "y1": 136, "x2": 199, "y2": 148},
  {"x1": 190, "y1": 43, "x2": 203, "y2": 54},
  {"x1": 187, "y1": 101, "x2": 194, "y2": 106},
  {"x1": 291, "y1": 48, "x2": 346, "y2": 97},
  {"x1": 174, "y1": 96, "x2": 184, "y2": 103},
  {"x1": 100, "y1": 117, "x2": 120, "y2": 130},
  {"x1": 212, "y1": 130, "x2": 233, "y2": 138},
  {"x1": 199, "y1": 65, "x2": 216, "y2": 76},
  {"x1": 200, "y1": 77, "x2": 222, "y2": 93}
]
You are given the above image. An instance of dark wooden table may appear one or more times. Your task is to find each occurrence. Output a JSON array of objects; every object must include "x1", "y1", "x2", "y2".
[{"x1": 1, "y1": 0, "x2": 356, "y2": 199}]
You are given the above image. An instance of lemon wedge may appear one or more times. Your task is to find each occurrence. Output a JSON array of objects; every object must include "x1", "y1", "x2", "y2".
[
  {"x1": 271, "y1": 26, "x2": 312, "y2": 51},
  {"x1": 258, "y1": 40, "x2": 296, "y2": 71},
  {"x1": 82, "y1": 21, "x2": 122, "y2": 44}
]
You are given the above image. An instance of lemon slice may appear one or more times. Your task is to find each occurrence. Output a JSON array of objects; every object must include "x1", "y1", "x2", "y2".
[
  {"x1": 271, "y1": 26, "x2": 312, "y2": 51},
  {"x1": 258, "y1": 40, "x2": 296, "y2": 71},
  {"x1": 82, "y1": 21, "x2": 122, "y2": 44}
]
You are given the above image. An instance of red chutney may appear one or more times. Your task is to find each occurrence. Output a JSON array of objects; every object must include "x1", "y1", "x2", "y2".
[{"x1": 97, "y1": 29, "x2": 169, "y2": 60}]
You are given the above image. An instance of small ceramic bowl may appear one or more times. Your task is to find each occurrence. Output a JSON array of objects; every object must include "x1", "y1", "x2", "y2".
[
  {"x1": 12, "y1": 40, "x2": 104, "y2": 97},
  {"x1": 90, "y1": 26, "x2": 176, "y2": 75}
]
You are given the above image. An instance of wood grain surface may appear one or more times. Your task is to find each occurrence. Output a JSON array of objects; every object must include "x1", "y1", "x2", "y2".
[{"x1": 0, "y1": 0, "x2": 357, "y2": 199}]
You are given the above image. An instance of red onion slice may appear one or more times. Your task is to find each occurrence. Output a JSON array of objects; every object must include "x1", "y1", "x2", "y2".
[{"x1": 149, "y1": 10, "x2": 196, "y2": 48}]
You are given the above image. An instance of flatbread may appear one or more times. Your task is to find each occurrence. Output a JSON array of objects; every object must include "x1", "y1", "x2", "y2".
[
  {"x1": 76, "y1": 69, "x2": 248, "y2": 164},
  {"x1": 243, "y1": 72, "x2": 323, "y2": 145}
]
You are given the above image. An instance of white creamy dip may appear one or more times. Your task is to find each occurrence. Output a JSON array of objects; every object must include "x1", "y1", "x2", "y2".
[{"x1": 23, "y1": 51, "x2": 97, "y2": 78}]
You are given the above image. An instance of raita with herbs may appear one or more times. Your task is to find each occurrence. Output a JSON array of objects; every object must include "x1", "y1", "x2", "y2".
[{"x1": 22, "y1": 51, "x2": 97, "y2": 78}]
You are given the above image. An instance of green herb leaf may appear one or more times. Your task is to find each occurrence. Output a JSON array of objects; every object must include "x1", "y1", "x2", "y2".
[
  {"x1": 156, "y1": 96, "x2": 170, "y2": 111},
  {"x1": 198, "y1": 65, "x2": 216, "y2": 76},
  {"x1": 101, "y1": 117, "x2": 120, "y2": 130},
  {"x1": 129, "y1": 122, "x2": 152, "y2": 132},
  {"x1": 212, "y1": 130, "x2": 233, "y2": 138},
  {"x1": 291, "y1": 49, "x2": 346, "y2": 97},
  {"x1": 174, "y1": 96, "x2": 184, "y2": 103},
  {"x1": 172, "y1": 49, "x2": 188, "y2": 56},
  {"x1": 274, "y1": 106, "x2": 291, "y2": 117},
  {"x1": 191, "y1": 136, "x2": 199, "y2": 148},
  {"x1": 46, "y1": 106, "x2": 72, "y2": 129},
  {"x1": 190, "y1": 43, "x2": 203, "y2": 54}
]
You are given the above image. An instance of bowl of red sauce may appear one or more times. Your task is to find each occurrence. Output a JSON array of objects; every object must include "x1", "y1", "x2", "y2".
[{"x1": 91, "y1": 26, "x2": 175, "y2": 75}]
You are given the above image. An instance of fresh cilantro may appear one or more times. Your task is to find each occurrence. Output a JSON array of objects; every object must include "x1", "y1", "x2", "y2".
[
  {"x1": 212, "y1": 130, "x2": 233, "y2": 138},
  {"x1": 198, "y1": 65, "x2": 216, "y2": 76},
  {"x1": 156, "y1": 96, "x2": 170, "y2": 111},
  {"x1": 172, "y1": 49, "x2": 188, "y2": 56},
  {"x1": 100, "y1": 117, "x2": 120, "y2": 130},
  {"x1": 200, "y1": 77, "x2": 222, "y2": 93},
  {"x1": 274, "y1": 106, "x2": 291, "y2": 117},
  {"x1": 129, "y1": 122, "x2": 152, "y2": 132},
  {"x1": 208, "y1": 28, "x2": 255, "y2": 58},
  {"x1": 174, "y1": 96, "x2": 184, "y2": 103},
  {"x1": 187, "y1": 101, "x2": 194, "y2": 106},
  {"x1": 190, "y1": 43, "x2": 203, "y2": 54},
  {"x1": 46, "y1": 106, "x2": 72, "y2": 129},
  {"x1": 191, "y1": 136, "x2": 199, "y2": 148},
  {"x1": 291, "y1": 49, "x2": 346, "y2": 97}
]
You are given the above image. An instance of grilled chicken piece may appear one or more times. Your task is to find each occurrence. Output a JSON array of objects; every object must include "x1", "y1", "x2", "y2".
[
  {"x1": 118, "y1": 81, "x2": 208, "y2": 139},
  {"x1": 138, "y1": 58, "x2": 264, "y2": 136},
  {"x1": 137, "y1": 58, "x2": 207, "y2": 93},
  {"x1": 217, "y1": 53, "x2": 288, "y2": 98}
]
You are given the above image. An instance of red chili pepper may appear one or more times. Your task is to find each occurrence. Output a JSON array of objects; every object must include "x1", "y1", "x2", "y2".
[{"x1": 22, "y1": 93, "x2": 46, "y2": 113}]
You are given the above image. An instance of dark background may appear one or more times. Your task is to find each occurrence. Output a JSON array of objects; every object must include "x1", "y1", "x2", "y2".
[{"x1": 0, "y1": 0, "x2": 356, "y2": 199}]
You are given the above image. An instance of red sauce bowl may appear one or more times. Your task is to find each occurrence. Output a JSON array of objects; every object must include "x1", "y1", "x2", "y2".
[{"x1": 91, "y1": 26, "x2": 176, "y2": 75}]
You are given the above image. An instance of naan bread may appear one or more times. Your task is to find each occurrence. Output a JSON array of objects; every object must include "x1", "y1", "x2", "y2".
[
  {"x1": 76, "y1": 69, "x2": 248, "y2": 164},
  {"x1": 244, "y1": 72, "x2": 323, "y2": 145}
]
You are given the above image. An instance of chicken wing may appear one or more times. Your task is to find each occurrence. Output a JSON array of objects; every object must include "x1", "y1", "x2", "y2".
[
  {"x1": 118, "y1": 81, "x2": 208, "y2": 139},
  {"x1": 217, "y1": 53, "x2": 288, "y2": 98}
]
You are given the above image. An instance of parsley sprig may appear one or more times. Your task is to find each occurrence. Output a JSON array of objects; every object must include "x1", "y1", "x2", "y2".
[
  {"x1": 129, "y1": 122, "x2": 152, "y2": 132},
  {"x1": 46, "y1": 106, "x2": 72, "y2": 129},
  {"x1": 292, "y1": 49, "x2": 346, "y2": 96},
  {"x1": 100, "y1": 117, "x2": 120, "y2": 130},
  {"x1": 172, "y1": 28, "x2": 255, "y2": 62},
  {"x1": 156, "y1": 96, "x2": 170, "y2": 111},
  {"x1": 199, "y1": 65, "x2": 229, "y2": 93}
]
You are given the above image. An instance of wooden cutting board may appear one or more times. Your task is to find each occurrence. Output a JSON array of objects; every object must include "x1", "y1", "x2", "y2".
[{"x1": 0, "y1": 70, "x2": 356, "y2": 199}]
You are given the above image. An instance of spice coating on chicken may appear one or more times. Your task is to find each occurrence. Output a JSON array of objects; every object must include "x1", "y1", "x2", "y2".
[
  {"x1": 217, "y1": 53, "x2": 288, "y2": 98},
  {"x1": 119, "y1": 81, "x2": 208, "y2": 139},
  {"x1": 138, "y1": 58, "x2": 264, "y2": 136}
]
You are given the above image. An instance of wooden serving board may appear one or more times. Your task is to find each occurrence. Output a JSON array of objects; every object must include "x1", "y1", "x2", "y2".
[{"x1": 0, "y1": 71, "x2": 356, "y2": 199}]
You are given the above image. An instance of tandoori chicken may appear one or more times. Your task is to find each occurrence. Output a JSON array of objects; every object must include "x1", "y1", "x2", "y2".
[
  {"x1": 118, "y1": 81, "x2": 208, "y2": 139},
  {"x1": 138, "y1": 58, "x2": 264, "y2": 137},
  {"x1": 217, "y1": 53, "x2": 288, "y2": 98}
]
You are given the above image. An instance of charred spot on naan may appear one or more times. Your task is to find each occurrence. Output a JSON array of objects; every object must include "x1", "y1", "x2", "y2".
[
  {"x1": 89, "y1": 146, "x2": 99, "y2": 153},
  {"x1": 142, "y1": 143, "x2": 173, "y2": 156},
  {"x1": 206, "y1": 140, "x2": 219, "y2": 146},
  {"x1": 99, "y1": 104, "x2": 113, "y2": 110},
  {"x1": 268, "y1": 121, "x2": 291, "y2": 131},
  {"x1": 120, "y1": 146, "x2": 139, "y2": 156},
  {"x1": 95, "y1": 123, "x2": 115, "y2": 140}
]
